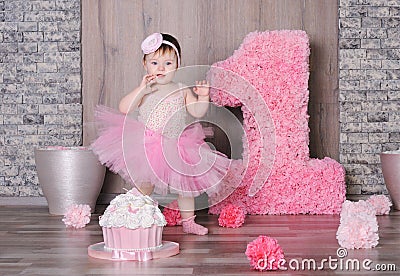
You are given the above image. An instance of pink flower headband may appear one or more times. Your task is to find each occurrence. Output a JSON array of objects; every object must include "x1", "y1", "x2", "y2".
[{"x1": 141, "y1": 33, "x2": 181, "y2": 66}]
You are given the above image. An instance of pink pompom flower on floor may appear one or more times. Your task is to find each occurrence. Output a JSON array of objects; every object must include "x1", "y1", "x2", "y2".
[
  {"x1": 218, "y1": 204, "x2": 245, "y2": 228},
  {"x1": 162, "y1": 200, "x2": 182, "y2": 226},
  {"x1": 336, "y1": 216, "x2": 379, "y2": 249},
  {"x1": 245, "y1": 235, "x2": 285, "y2": 271},
  {"x1": 336, "y1": 200, "x2": 379, "y2": 249},
  {"x1": 366, "y1": 195, "x2": 392, "y2": 215},
  {"x1": 62, "y1": 204, "x2": 91, "y2": 229}
]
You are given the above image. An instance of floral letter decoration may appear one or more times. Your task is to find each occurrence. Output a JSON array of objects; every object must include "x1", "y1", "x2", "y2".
[
  {"x1": 208, "y1": 30, "x2": 346, "y2": 215},
  {"x1": 62, "y1": 204, "x2": 91, "y2": 229}
]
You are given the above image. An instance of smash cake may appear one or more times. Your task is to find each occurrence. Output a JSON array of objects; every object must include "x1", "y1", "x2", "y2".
[
  {"x1": 99, "y1": 188, "x2": 166, "y2": 252},
  {"x1": 88, "y1": 188, "x2": 179, "y2": 261}
]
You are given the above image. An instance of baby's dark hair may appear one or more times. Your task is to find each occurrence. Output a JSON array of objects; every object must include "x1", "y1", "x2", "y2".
[
  {"x1": 142, "y1": 33, "x2": 181, "y2": 66},
  {"x1": 161, "y1": 33, "x2": 181, "y2": 57}
]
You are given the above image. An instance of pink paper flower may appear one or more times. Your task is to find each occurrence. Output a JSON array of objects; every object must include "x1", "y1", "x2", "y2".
[
  {"x1": 339, "y1": 200, "x2": 376, "y2": 221},
  {"x1": 366, "y1": 195, "x2": 392, "y2": 215},
  {"x1": 336, "y1": 200, "x2": 379, "y2": 249},
  {"x1": 336, "y1": 216, "x2": 379, "y2": 249},
  {"x1": 141, "y1": 33, "x2": 163, "y2": 54},
  {"x1": 62, "y1": 204, "x2": 91, "y2": 229},
  {"x1": 162, "y1": 200, "x2": 182, "y2": 226},
  {"x1": 245, "y1": 235, "x2": 285, "y2": 271},
  {"x1": 218, "y1": 204, "x2": 245, "y2": 228}
]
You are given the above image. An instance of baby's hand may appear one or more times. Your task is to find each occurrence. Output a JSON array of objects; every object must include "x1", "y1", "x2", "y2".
[
  {"x1": 192, "y1": 80, "x2": 210, "y2": 97},
  {"x1": 140, "y1": 74, "x2": 158, "y2": 94}
]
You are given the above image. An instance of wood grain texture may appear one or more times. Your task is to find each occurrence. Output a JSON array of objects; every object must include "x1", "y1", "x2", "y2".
[
  {"x1": 0, "y1": 206, "x2": 399, "y2": 275},
  {"x1": 82, "y1": 0, "x2": 339, "y2": 193},
  {"x1": 303, "y1": 0, "x2": 339, "y2": 160}
]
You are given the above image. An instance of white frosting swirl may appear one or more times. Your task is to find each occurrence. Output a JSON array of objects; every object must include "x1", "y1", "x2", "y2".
[{"x1": 99, "y1": 189, "x2": 166, "y2": 229}]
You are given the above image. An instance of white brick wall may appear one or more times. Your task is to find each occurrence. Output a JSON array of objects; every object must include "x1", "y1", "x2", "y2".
[
  {"x1": 339, "y1": 0, "x2": 400, "y2": 196},
  {"x1": 0, "y1": 0, "x2": 81, "y2": 196}
]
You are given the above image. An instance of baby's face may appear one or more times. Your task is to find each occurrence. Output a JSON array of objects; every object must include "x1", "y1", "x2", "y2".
[{"x1": 143, "y1": 50, "x2": 177, "y2": 85}]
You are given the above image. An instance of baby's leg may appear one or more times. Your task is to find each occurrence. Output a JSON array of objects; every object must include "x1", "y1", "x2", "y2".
[
  {"x1": 178, "y1": 195, "x2": 208, "y2": 235},
  {"x1": 136, "y1": 182, "x2": 154, "y2": 196}
]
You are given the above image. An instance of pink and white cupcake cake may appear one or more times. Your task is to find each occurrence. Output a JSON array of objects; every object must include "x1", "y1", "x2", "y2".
[{"x1": 99, "y1": 188, "x2": 166, "y2": 252}]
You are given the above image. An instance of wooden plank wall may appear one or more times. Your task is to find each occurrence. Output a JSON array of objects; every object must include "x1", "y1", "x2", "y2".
[{"x1": 82, "y1": 0, "x2": 338, "y2": 193}]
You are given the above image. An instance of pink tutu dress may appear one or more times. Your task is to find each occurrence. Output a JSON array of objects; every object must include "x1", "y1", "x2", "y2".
[{"x1": 90, "y1": 86, "x2": 231, "y2": 197}]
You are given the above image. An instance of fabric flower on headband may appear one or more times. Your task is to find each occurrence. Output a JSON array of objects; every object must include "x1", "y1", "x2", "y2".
[
  {"x1": 141, "y1": 32, "x2": 181, "y2": 66},
  {"x1": 141, "y1": 33, "x2": 163, "y2": 54},
  {"x1": 62, "y1": 204, "x2": 91, "y2": 229}
]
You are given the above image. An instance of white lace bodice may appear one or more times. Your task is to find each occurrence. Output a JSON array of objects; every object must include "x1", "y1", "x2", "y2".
[{"x1": 138, "y1": 84, "x2": 187, "y2": 138}]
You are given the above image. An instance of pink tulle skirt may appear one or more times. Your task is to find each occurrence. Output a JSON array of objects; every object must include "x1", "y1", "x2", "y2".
[{"x1": 90, "y1": 105, "x2": 231, "y2": 197}]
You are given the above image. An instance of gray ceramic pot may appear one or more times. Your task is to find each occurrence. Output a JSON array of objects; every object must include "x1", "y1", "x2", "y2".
[
  {"x1": 34, "y1": 147, "x2": 106, "y2": 215},
  {"x1": 380, "y1": 151, "x2": 400, "y2": 210}
]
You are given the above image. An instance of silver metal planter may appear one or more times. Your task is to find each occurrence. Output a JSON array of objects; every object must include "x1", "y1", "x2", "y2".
[
  {"x1": 380, "y1": 150, "x2": 400, "y2": 210},
  {"x1": 34, "y1": 147, "x2": 106, "y2": 215}
]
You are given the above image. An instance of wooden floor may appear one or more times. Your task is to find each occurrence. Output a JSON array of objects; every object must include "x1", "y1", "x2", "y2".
[{"x1": 0, "y1": 206, "x2": 399, "y2": 276}]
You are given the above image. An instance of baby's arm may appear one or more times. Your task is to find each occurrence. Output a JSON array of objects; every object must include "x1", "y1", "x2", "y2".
[
  {"x1": 185, "y1": 80, "x2": 210, "y2": 118},
  {"x1": 119, "y1": 74, "x2": 157, "y2": 114}
]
